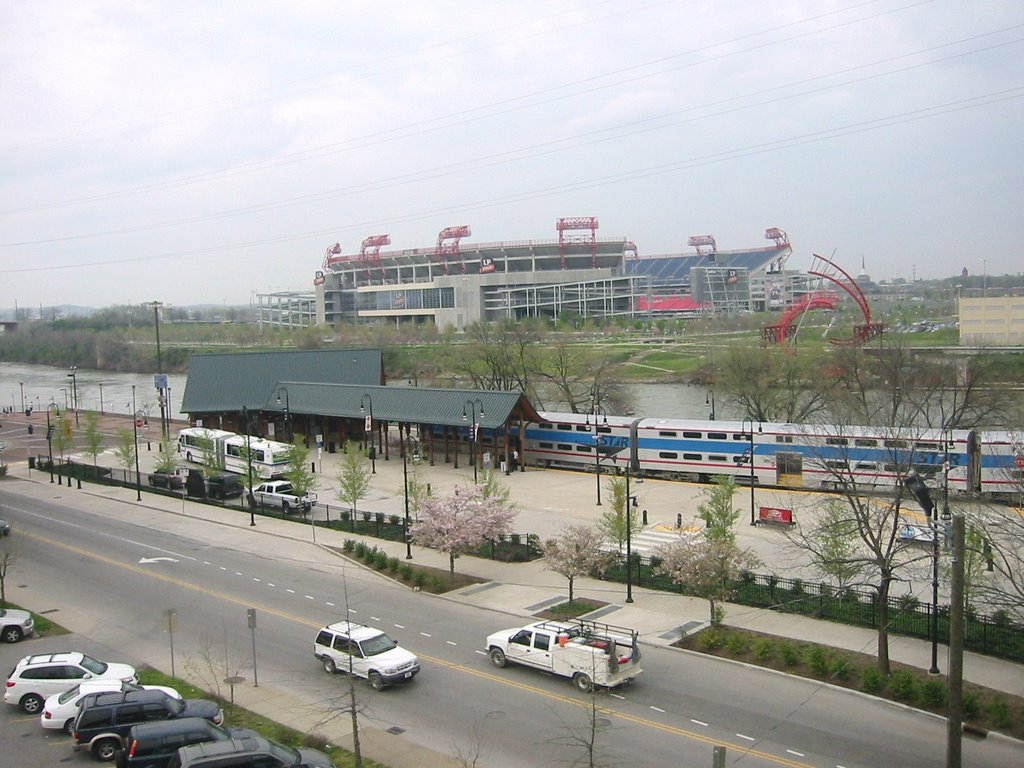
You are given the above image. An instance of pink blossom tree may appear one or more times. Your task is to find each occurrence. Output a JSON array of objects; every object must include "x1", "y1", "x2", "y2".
[
  {"x1": 543, "y1": 525, "x2": 611, "y2": 603},
  {"x1": 654, "y1": 534, "x2": 760, "y2": 625},
  {"x1": 412, "y1": 484, "x2": 516, "y2": 579}
]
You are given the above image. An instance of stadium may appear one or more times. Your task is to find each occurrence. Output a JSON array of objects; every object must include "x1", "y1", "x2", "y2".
[{"x1": 255, "y1": 220, "x2": 807, "y2": 330}]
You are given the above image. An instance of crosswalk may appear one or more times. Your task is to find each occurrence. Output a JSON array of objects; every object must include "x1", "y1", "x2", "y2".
[{"x1": 601, "y1": 522, "x2": 702, "y2": 557}]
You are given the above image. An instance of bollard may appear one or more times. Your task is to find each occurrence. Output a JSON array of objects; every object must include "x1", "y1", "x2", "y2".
[
  {"x1": 676, "y1": 512, "x2": 682, "y2": 530},
  {"x1": 311, "y1": 462, "x2": 315, "y2": 474},
  {"x1": 147, "y1": 442, "x2": 152, "y2": 451},
  {"x1": 642, "y1": 509, "x2": 648, "y2": 526}
]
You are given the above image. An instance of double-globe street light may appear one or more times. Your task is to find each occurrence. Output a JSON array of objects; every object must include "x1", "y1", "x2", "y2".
[
  {"x1": 402, "y1": 433, "x2": 413, "y2": 559},
  {"x1": 275, "y1": 386, "x2": 291, "y2": 444},
  {"x1": 463, "y1": 398, "x2": 484, "y2": 483},
  {"x1": 706, "y1": 390, "x2": 716, "y2": 421},
  {"x1": 360, "y1": 393, "x2": 376, "y2": 474},
  {"x1": 67, "y1": 367, "x2": 79, "y2": 426},
  {"x1": 621, "y1": 455, "x2": 641, "y2": 604},
  {"x1": 132, "y1": 386, "x2": 142, "y2": 501},
  {"x1": 46, "y1": 401, "x2": 60, "y2": 483},
  {"x1": 240, "y1": 406, "x2": 257, "y2": 527}
]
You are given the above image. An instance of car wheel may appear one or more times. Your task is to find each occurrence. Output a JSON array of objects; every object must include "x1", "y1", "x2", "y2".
[
  {"x1": 489, "y1": 648, "x2": 507, "y2": 668},
  {"x1": 94, "y1": 738, "x2": 120, "y2": 762},
  {"x1": 368, "y1": 672, "x2": 384, "y2": 691},
  {"x1": 2, "y1": 625, "x2": 23, "y2": 643},
  {"x1": 63, "y1": 718, "x2": 75, "y2": 735},
  {"x1": 20, "y1": 693, "x2": 44, "y2": 714},
  {"x1": 282, "y1": 501, "x2": 290, "y2": 514},
  {"x1": 323, "y1": 658, "x2": 336, "y2": 674},
  {"x1": 573, "y1": 672, "x2": 593, "y2": 693}
]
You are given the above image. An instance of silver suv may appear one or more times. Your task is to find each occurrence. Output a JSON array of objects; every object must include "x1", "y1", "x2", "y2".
[
  {"x1": 0, "y1": 607, "x2": 34, "y2": 643},
  {"x1": 313, "y1": 621, "x2": 419, "y2": 690},
  {"x1": 168, "y1": 735, "x2": 332, "y2": 768},
  {"x1": 4, "y1": 652, "x2": 137, "y2": 714}
]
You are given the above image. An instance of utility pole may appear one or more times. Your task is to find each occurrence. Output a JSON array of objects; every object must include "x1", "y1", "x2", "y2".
[{"x1": 947, "y1": 514, "x2": 965, "y2": 768}]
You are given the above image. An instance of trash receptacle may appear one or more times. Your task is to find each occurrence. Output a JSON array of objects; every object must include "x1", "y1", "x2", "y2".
[
  {"x1": 328, "y1": 441, "x2": 336, "y2": 453},
  {"x1": 28, "y1": 456, "x2": 36, "y2": 469}
]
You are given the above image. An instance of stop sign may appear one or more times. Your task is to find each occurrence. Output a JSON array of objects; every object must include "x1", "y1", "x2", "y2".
[{"x1": 135, "y1": 417, "x2": 144, "y2": 428}]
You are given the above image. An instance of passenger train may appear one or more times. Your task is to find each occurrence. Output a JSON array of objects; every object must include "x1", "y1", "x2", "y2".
[{"x1": 521, "y1": 412, "x2": 1023, "y2": 500}]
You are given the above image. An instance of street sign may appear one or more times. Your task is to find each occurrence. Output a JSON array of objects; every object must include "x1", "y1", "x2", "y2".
[
  {"x1": 154, "y1": 373, "x2": 169, "y2": 390},
  {"x1": 1015, "y1": 455, "x2": 1024, "y2": 469},
  {"x1": 135, "y1": 417, "x2": 144, "y2": 428},
  {"x1": 364, "y1": 415, "x2": 372, "y2": 432}
]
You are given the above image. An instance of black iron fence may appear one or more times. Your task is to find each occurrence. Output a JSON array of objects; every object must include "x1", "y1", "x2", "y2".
[{"x1": 601, "y1": 552, "x2": 1024, "y2": 663}]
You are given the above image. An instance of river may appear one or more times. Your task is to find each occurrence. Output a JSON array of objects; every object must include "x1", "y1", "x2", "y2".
[{"x1": 0, "y1": 362, "x2": 730, "y2": 423}]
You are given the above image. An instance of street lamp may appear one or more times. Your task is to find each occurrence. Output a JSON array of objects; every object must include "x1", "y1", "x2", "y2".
[
  {"x1": 132, "y1": 385, "x2": 142, "y2": 501},
  {"x1": 67, "y1": 368, "x2": 79, "y2": 426},
  {"x1": 903, "y1": 470, "x2": 940, "y2": 675},
  {"x1": 46, "y1": 401, "x2": 60, "y2": 483},
  {"x1": 742, "y1": 418, "x2": 762, "y2": 525},
  {"x1": 586, "y1": 406, "x2": 608, "y2": 505},
  {"x1": 360, "y1": 393, "x2": 376, "y2": 474},
  {"x1": 148, "y1": 301, "x2": 168, "y2": 441},
  {"x1": 98, "y1": 383, "x2": 104, "y2": 414},
  {"x1": 275, "y1": 386, "x2": 291, "y2": 444},
  {"x1": 706, "y1": 390, "x2": 716, "y2": 420},
  {"x1": 402, "y1": 440, "x2": 412, "y2": 559},
  {"x1": 241, "y1": 406, "x2": 256, "y2": 527},
  {"x1": 463, "y1": 398, "x2": 484, "y2": 483},
  {"x1": 19, "y1": 382, "x2": 25, "y2": 414},
  {"x1": 623, "y1": 456, "x2": 640, "y2": 604}
]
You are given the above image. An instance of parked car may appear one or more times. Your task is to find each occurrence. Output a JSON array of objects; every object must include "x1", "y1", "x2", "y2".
[
  {"x1": 0, "y1": 518, "x2": 10, "y2": 536},
  {"x1": 168, "y1": 735, "x2": 332, "y2": 768},
  {"x1": 0, "y1": 607, "x2": 34, "y2": 643},
  {"x1": 251, "y1": 480, "x2": 314, "y2": 514},
  {"x1": 4, "y1": 652, "x2": 137, "y2": 714},
  {"x1": 313, "y1": 621, "x2": 419, "y2": 690},
  {"x1": 118, "y1": 718, "x2": 258, "y2": 768},
  {"x1": 147, "y1": 468, "x2": 187, "y2": 490},
  {"x1": 185, "y1": 469, "x2": 243, "y2": 501},
  {"x1": 73, "y1": 689, "x2": 224, "y2": 762},
  {"x1": 42, "y1": 680, "x2": 181, "y2": 735}
]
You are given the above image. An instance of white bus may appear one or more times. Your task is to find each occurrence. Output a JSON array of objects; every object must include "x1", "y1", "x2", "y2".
[
  {"x1": 223, "y1": 434, "x2": 291, "y2": 479},
  {"x1": 177, "y1": 428, "x2": 292, "y2": 480}
]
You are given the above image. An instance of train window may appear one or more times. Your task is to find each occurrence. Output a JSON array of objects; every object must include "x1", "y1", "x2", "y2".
[
  {"x1": 539, "y1": 442, "x2": 554, "y2": 449},
  {"x1": 854, "y1": 439, "x2": 877, "y2": 447},
  {"x1": 658, "y1": 451, "x2": 678, "y2": 459},
  {"x1": 538, "y1": 423, "x2": 553, "y2": 430},
  {"x1": 826, "y1": 437, "x2": 848, "y2": 446},
  {"x1": 596, "y1": 425, "x2": 612, "y2": 434},
  {"x1": 708, "y1": 432, "x2": 727, "y2": 440},
  {"x1": 659, "y1": 431, "x2": 678, "y2": 437},
  {"x1": 682, "y1": 431, "x2": 702, "y2": 439},
  {"x1": 709, "y1": 455, "x2": 727, "y2": 462},
  {"x1": 884, "y1": 439, "x2": 908, "y2": 449},
  {"x1": 558, "y1": 444, "x2": 573, "y2": 451},
  {"x1": 775, "y1": 435, "x2": 793, "y2": 443},
  {"x1": 914, "y1": 442, "x2": 936, "y2": 452},
  {"x1": 557, "y1": 424, "x2": 573, "y2": 431},
  {"x1": 577, "y1": 445, "x2": 593, "y2": 453},
  {"x1": 577, "y1": 425, "x2": 594, "y2": 432},
  {"x1": 856, "y1": 462, "x2": 878, "y2": 470},
  {"x1": 825, "y1": 460, "x2": 848, "y2": 469},
  {"x1": 683, "y1": 453, "x2": 702, "y2": 461}
]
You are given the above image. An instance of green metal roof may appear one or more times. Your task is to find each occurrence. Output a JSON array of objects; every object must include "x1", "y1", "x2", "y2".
[
  {"x1": 262, "y1": 383, "x2": 539, "y2": 428},
  {"x1": 181, "y1": 349, "x2": 383, "y2": 414}
]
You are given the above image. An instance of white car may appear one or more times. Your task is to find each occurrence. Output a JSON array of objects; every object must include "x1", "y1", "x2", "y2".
[
  {"x1": 252, "y1": 480, "x2": 314, "y2": 514},
  {"x1": 40, "y1": 680, "x2": 181, "y2": 734},
  {"x1": 4, "y1": 652, "x2": 137, "y2": 714},
  {"x1": 0, "y1": 607, "x2": 34, "y2": 643},
  {"x1": 313, "y1": 621, "x2": 419, "y2": 690}
]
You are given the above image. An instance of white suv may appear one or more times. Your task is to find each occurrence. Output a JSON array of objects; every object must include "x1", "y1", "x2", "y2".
[
  {"x1": 4, "y1": 652, "x2": 137, "y2": 714},
  {"x1": 313, "y1": 622, "x2": 419, "y2": 690}
]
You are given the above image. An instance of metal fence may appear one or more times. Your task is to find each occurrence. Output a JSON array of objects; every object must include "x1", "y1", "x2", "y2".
[{"x1": 601, "y1": 552, "x2": 1024, "y2": 663}]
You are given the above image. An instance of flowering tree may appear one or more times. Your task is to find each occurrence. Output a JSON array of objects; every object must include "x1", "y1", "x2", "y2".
[
  {"x1": 412, "y1": 484, "x2": 515, "y2": 578},
  {"x1": 543, "y1": 525, "x2": 611, "y2": 603},
  {"x1": 654, "y1": 534, "x2": 760, "y2": 625}
]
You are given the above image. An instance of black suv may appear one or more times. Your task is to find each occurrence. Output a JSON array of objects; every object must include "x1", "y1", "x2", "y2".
[
  {"x1": 117, "y1": 718, "x2": 257, "y2": 768},
  {"x1": 168, "y1": 735, "x2": 332, "y2": 768},
  {"x1": 73, "y1": 689, "x2": 224, "y2": 762},
  {"x1": 186, "y1": 470, "x2": 243, "y2": 501}
]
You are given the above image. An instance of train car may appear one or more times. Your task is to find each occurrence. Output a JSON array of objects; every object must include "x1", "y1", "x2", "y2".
[
  {"x1": 523, "y1": 412, "x2": 640, "y2": 472},
  {"x1": 976, "y1": 430, "x2": 1024, "y2": 500}
]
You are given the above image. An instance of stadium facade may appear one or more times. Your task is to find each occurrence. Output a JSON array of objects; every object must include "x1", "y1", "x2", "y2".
[{"x1": 255, "y1": 223, "x2": 805, "y2": 331}]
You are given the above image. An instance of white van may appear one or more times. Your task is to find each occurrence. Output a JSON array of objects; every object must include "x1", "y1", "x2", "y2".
[{"x1": 313, "y1": 622, "x2": 419, "y2": 690}]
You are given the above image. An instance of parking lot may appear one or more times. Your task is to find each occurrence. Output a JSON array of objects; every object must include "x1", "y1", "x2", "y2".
[{"x1": 0, "y1": 634, "x2": 144, "y2": 768}]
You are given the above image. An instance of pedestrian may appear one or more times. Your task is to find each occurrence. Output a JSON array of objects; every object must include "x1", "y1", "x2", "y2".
[{"x1": 511, "y1": 448, "x2": 519, "y2": 471}]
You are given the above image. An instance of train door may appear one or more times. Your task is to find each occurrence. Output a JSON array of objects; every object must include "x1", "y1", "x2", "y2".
[{"x1": 776, "y1": 452, "x2": 803, "y2": 487}]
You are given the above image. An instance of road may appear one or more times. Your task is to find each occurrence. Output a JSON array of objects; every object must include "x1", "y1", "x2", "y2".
[{"x1": 1, "y1": 483, "x2": 1020, "y2": 768}]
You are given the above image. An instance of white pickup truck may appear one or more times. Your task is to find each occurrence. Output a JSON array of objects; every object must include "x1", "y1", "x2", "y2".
[
  {"x1": 251, "y1": 480, "x2": 315, "y2": 514},
  {"x1": 486, "y1": 619, "x2": 642, "y2": 692}
]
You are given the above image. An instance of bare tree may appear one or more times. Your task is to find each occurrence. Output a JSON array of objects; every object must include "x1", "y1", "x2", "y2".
[
  {"x1": 543, "y1": 525, "x2": 610, "y2": 603},
  {"x1": 0, "y1": 536, "x2": 19, "y2": 605}
]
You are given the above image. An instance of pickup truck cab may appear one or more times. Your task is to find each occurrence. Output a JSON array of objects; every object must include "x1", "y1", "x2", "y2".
[
  {"x1": 486, "y1": 619, "x2": 642, "y2": 692},
  {"x1": 252, "y1": 480, "x2": 313, "y2": 514}
]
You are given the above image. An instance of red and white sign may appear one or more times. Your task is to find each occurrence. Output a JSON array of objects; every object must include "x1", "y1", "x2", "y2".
[
  {"x1": 758, "y1": 506, "x2": 794, "y2": 525},
  {"x1": 1015, "y1": 455, "x2": 1024, "y2": 469},
  {"x1": 135, "y1": 417, "x2": 144, "y2": 428}
]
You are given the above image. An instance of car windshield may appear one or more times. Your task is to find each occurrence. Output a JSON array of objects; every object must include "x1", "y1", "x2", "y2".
[
  {"x1": 359, "y1": 633, "x2": 398, "y2": 656},
  {"x1": 267, "y1": 741, "x2": 301, "y2": 765},
  {"x1": 58, "y1": 685, "x2": 83, "y2": 704},
  {"x1": 79, "y1": 655, "x2": 108, "y2": 675}
]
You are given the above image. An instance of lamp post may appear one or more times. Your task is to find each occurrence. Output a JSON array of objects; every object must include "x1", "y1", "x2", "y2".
[
  {"x1": 242, "y1": 406, "x2": 256, "y2": 527},
  {"x1": 402, "y1": 442, "x2": 412, "y2": 559},
  {"x1": 742, "y1": 418, "x2": 761, "y2": 525},
  {"x1": 706, "y1": 390, "x2": 716, "y2": 420},
  {"x1": 463, "y1": 398, "x2": 484, "y2": 483},
  {"x1": 586, "y1": 405, "x2": 608, "y2": 505},
  {"x1": 360, "y1": 393, "x2": 376, "y2": 474},
  {"x1": 132, "y1": 386, "x2": 142, "y2": 501},
  {"x1": 623, "y1": 457, "x2": 640, "y2": 604},
  {"x1": 67, "y1": 368, "x2": 79, "y2": 426},
  {"x1": 902, "y1": 469, "x2": 941, "y2": 675},
  {"x1": 275, "y1": 386, "x2": 291, "y2": 444},
  {"x1": 19, "y1": 382, "x2": 25, "y2": 414},
  {"x1": 148, "y1": 301, "x2": 168, "y2": 441},
  {"x1": 46, "y1": 402, "x2": 60, "y2": 483},
  {"x1": 98, "y1": 383, "x2": 104, "y2": 414}
]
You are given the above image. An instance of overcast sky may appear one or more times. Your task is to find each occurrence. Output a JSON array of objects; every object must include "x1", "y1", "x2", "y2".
[{"x1": 2, "y1": 0, "x2": 1022, "y2": 310}]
